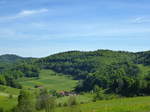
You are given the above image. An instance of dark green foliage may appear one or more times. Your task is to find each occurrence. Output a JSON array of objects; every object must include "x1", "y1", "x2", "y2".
[
  {"x1": 0, "y1": 107, "x2": 4, "y2": 112},
  {"x1": 0, "y1": 63, "x2": 39, "y2": 89},
  {"x1": 136, "y1": 51, "x2": 150, "y2": 65},
  {"x1": 37, "y1": 50, "x2": 137, "y2": 79},
  {"x1": 13, "y1": 63, "x2": 40, "y2": 77},
  {"x1": 75, "y1": 62, "x2": 148, "y2": 96},
  {"x1": 35, "y1": 50, "x2": 150, "y2": 96},
  {"x1": 0, "y1": 54, "x2": 24, "y2": 64}
]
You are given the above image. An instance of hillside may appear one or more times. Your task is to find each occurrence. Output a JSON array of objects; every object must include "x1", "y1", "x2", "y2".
[
  {"x1": 0, "y1": 49, "x2": 150, "y2": 112},
  {"x1": 37, "y1": 50, "x2": 136, "y2": 78},
  {"x1": 0, "y1": 49, "x2": 150, "y2": 96},
  {"x1": 37, "y1": 50, "x2": 150, "y2": 78},
  {"x1": 17, "y1": 69, "x2": 77, "y2": 91},
  {"x1": 36, "y1": 50, "x2": 150, "y2": 96},
  {"x1": 0, "y1": 54, "x2": 37, "y2": 72},
  {"x1": 56, "y1": 96, "x2": 150, "y2": 112},
  {"x1": 0, "y1": 54, "x2": 24, "y2": 63}
]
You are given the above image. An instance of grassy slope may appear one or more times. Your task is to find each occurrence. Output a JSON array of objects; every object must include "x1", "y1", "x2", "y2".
[
  {"x1": 0, "y1": 85, "x2": 19, "y2": 111},
  {"x1": 18, "y1": 69, "x2": 78, "y2": 91},
  {"x1": 0, "y1": 85, "x2": 19, "y2": 95},
  {"x1": 0, "y1": 69, "x2": 78, "y2": 110},
  {"x1": 56, "y1": 96, "x2": 150, "y2": 112},
  {"x1": 57, "y1": 93, "x2": 93, "y2": 104},
  {"x1": 1, "y1": 68, "x2": 150, "y2": 112},
  {"x1": 0, "y1": 95, "x2": 17, "y2": 111}
]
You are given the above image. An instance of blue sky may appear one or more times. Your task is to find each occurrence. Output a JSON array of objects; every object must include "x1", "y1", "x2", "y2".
[{"x1": 0, "y1": 0, "x2": 150, "y2": 57}]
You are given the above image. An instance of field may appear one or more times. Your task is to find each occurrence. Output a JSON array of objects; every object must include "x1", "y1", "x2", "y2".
[
  {"x1": 1, "y1": 69, "x2": 150, "y2": 112},
  {"x1": 0, "y1": 85, "x2": 19, "y2": 111},
  {"x1": 1, "y1": 87, "x2": 150, "y2": 112},
  {"x1": 18, "y1": 69, "x2": 78, "y2": 91},
  {"x1": 55, "y1": 96, "x2": 150, "y2": 112},
  {"x1": 0, "y1": 95, "x2": 17, "y2": 111},
  {"x1": 0, "y1": 69, "x2": 78, "y2": 111}
]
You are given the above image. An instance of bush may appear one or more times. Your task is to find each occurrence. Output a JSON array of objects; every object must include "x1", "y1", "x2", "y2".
[
  {"x1": 93, "y1": 86, "x2": 106, "y2": 101},
  {"x1": 68, "y1": 96, "x2": 78, "y2": 106},
  {"x1": 63, "y1": 102, "x2": 68, "y2": 107},
  {"x1": 9, "y1": 94, "x2": 13, "y2": 99},
  {"x1": 57, "y1": 103, "x2": 62, "y2": 107}
]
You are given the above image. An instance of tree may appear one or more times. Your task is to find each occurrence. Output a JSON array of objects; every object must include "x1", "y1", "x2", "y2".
[
  {"x1": 15, "y1": 89, "x2": 35, "y2": 112},
  {"x1": 36, "y1": 89, "x2": 56, "y2": 112},
  {"x1": 0, "y1": 75, "x2": 6, "y2": 85},
  {"x1": 93, "y1": 85, "x2": 105, "y2": 101},
  {"x1": 45, "y1": 96, "x2": 56, "y2": 112}
]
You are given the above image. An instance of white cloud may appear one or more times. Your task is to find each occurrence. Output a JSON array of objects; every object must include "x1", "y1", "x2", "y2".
[
  {"x1": 132, "y1": 17, "x2": 150, "y2": 24},
  {"x1": 17, "y1": 8, "x2": 48, "y2": 17},
  {"x1": 0, "y1": 8, "x2": 48, "y2": 21}
]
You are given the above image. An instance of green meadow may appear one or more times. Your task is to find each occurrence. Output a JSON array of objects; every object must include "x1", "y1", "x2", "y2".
[
  {"x1": 1, "y1": 90, "x2": 150, "y2": 112},
  {"x1": 1, "y1": 69, "x2": 150, "y2": 112},
  {"x1": 0, "y1": 86, "x2": 18, "y2": 111},
  {"x1": 17, "y1": 69, "x2": 78, "y2": 91},
  {"x1": 55, "y1": 96, "x2": 150, "y2": 112}
]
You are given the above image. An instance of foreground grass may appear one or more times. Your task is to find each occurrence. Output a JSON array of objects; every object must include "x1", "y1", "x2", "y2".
[
  {"x1": 0, "y1": 85, "x2": 19, "y2": 95},
  {"x1": 0, "y1": 95, "x2": 17, "y2": 111},
  {"x1": 18, "y1": 69, "x2": 78, "y2": 91},
  {"x1": 1, "y1": 69, "x2": 150, "y2": 112},
  {"x1": 56, "y1": 96, "x2": 150, "y2": 112},
  {"x1": 1, "y1": 86, "x2": 150, "y2": 112},
  {"x1": 57, "y1": 93, "x2": 93, "y2": 104}
]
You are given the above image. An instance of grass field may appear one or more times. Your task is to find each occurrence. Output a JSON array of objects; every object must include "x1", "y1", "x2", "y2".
[
  {"x1": 1, "y1": 89, "x2": 150, "y2": 112},
  {"x1": 0, "y1": 85, "x2": 19, "y2": 111},
  {"x1": 0, "y1": 69, "x2": 78, "y2": 111},
  {"x1": 55, "y1": 96, "x2": 150, "y2": 112},
  {"x1": 0, "y1": 95, "x2": 17, "y2": 111},
  {"x1": 18, "y1": 69, "x2": 78, "y2": 91},
  {"x1": 0, "y1": 85, "x2": 19, "y2": 95},
  {"x1": 57, "y1": 93, "x2": 94, "y2": 104},
  {"x1": 1, "y1": 69, "x2": 150, "y2": 112}
]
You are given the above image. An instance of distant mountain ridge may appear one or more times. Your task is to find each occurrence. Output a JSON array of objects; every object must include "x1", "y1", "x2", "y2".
[
  {"x1": 0, "y1": 54, "x2": 36, "y2": 64},
  {"x1": 0, "y1": 54, "x2": 37, "y2": 72},
  {"x1": 0, "y1": 54, "x2": 24, "y2": 63}
]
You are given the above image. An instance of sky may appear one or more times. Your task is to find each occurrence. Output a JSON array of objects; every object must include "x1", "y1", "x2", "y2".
[{"x1": 0, "y1": 0, "x2": 150, "y2": 57}]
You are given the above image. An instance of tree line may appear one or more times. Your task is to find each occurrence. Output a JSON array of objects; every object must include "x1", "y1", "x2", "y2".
[
  {"x1": 37, "y1": 50, "x2": 150, "y2": 96},
  {"x1": 0, "y1": 63, "x2": 40, "y2": 88}
]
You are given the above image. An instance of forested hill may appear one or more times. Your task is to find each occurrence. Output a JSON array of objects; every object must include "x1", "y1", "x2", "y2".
[
  {"x1": 36, "y1": 50, "x2": 150, "y2": 96},
  {"x1": 37, "y1": 50, "x2": 150, "y2": 78},
  {"x1": 0, "y1": 54, "x2": 36, "y2": 64},
  {"x1": 0, "y1": 50, "x2": 150, "y2": 96},
  {"x1": 0, "y1": 54, "x2": 24, "y2": 63}
]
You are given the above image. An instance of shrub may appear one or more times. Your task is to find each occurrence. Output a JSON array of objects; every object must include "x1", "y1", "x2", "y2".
[{"x1": 68, "y1": 96, "x2": 78, "y2": 106}]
